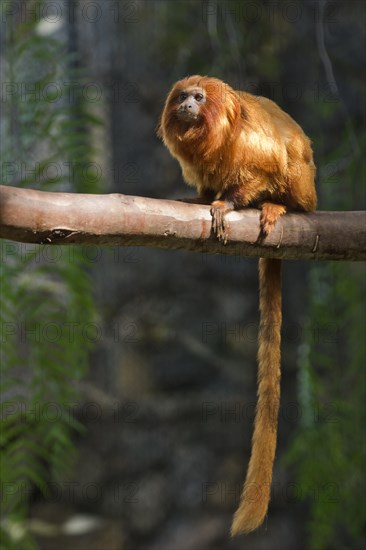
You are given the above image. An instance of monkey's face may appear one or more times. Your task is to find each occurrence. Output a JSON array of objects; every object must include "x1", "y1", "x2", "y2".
[
  {"x1": 175, "y1": 87, "x2": 206, "y2": 123},
  {"x1": 158, "y1": 76, "x2": 241, "y2": 155}
]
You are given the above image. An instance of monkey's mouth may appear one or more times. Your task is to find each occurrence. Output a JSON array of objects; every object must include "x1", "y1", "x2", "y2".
[{"x1": 176, "y1": 109, "x2": 199, "y2": 122}]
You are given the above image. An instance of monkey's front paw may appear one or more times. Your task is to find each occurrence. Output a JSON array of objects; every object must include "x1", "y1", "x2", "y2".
[{"x1": 210, "y1": 201, "x2": 230, "y2": 244}]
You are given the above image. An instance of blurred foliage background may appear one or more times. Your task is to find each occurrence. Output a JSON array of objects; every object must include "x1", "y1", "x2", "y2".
[{"x1": 0, "y1": 1, "x2": 365, "y2": 549}]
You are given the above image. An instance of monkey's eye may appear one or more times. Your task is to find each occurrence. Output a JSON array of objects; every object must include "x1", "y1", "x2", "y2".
[
  {"x1": 195, "y1": 93, "x2": 204, "y2": 102},
  {"x1": 179, "y1": 92, "x2": 188, "y2": 102}
]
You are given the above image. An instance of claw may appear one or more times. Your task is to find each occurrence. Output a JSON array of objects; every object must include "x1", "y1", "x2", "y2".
[
  {"x1": 210, "y1": 201, "x2": 231, "y2": 244},
  {"x1": 260, "y1": 202, "x2": 287, "y2": 238}
]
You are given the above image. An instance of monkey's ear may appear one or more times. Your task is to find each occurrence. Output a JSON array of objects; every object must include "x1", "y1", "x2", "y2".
[{"x1": 240, "y1": 105, "x2": 248, "y2": 120}]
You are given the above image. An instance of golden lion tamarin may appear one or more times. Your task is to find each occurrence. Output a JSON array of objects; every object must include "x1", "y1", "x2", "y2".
[{"x1": 157, "y1": 75, "x2": 317, "y2": 535}]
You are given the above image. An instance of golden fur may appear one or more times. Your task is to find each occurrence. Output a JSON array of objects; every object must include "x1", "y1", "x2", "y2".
[
  {"x1": 158, "y1": 75, "x2": 316, "y2": 214},
  {"x1": 158, "y1": 76, "x2": 317, "y2": 534}
]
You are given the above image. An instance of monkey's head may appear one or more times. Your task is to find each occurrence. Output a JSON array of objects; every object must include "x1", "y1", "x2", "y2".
[
  {"x1": 172, "y1": 82, "x2": 206, "y2": 123},
  {"x1": 158, "y1": 76, "x2": 242, "y2": 159}
]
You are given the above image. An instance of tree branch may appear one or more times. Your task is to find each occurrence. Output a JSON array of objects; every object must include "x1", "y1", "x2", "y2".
[{"x1": 0, "y1": 185, "x2": 365, "y2": 261}]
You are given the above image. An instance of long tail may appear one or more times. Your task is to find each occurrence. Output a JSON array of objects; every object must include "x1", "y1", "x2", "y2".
[{"x1": 231, "y1": 258, "x2": 282, "y2": 535}]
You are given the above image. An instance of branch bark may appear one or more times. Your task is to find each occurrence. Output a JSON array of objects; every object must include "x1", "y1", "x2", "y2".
[{"x1": 0, "y1": 185, "x2": 365, "y2": 261}]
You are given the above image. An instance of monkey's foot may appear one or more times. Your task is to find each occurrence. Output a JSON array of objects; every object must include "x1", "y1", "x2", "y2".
[
  {"x1": 210, "y1": 200, "x2": 233, "y2": 244},
  {"x1": 260, "y1": 202, "x2": 286, "y2": 236}
]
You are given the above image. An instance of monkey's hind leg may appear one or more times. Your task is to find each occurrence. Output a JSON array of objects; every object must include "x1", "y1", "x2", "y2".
[{"x1": 259, "y1": 202, "x2": 286, "y2": 237}]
